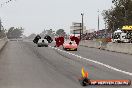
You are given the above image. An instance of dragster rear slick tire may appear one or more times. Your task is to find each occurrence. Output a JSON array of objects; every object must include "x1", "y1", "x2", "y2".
[
  {"x1": 74, "y1": 48, "x2": 77, "y2": 51},
  {"x1": 79, "y1": 78, "x2": 91, "y2": 86}
]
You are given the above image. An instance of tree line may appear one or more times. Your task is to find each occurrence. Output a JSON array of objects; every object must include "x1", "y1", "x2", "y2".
[
  {"x1": 0, "y1": 27, "x2": 24, "y2": 39},
  {"x1": 102, "y1": 0, "x2": 132, "y2": 32},
  {"x1": 6, "y1": 27, "x2": 24, "y2": 39}
]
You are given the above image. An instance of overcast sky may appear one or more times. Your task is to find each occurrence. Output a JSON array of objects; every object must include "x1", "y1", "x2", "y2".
[{"x1": 0, "y1": 0, "x2": 112, "y2": 36}]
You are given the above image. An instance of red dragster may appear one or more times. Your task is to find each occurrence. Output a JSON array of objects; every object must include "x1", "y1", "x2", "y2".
[{"x1": 63, "y1": 41, "x2": 78, "y2": 51}]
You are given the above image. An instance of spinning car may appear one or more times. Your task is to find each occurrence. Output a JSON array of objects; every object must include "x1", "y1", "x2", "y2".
[
  {"x1": 63, "y1": 41, "x2": 78, "y2": 51},
  {"x1": 44, "y1": 35, "x2": 53, "y2": 43},
  {"x1": 37, "y1": 39, "x2": 48, "y2": 47}
]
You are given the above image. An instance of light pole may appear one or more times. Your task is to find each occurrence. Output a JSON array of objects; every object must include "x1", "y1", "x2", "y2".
[
  {"x1": 81, "y1": 13, "x2": 84, "y2": 40},
  {"x1": 105, "y1": 22, "x2": 107, "y2": 38},
  {"x1": 0, "y1": 19, "x2": 1, "y2": 32},
  {"x1": 107, "y1": 19, "x2": 114, "y2": 39},
  {"x1": 98, "y1": 10, "x2": 100, "y2": 31},
  {"x1": 120, "y1": 5, "x2": 127, "y2": 25},
  {"x1": 112, "y1": 22, "x2": 115, "y2": 40}
]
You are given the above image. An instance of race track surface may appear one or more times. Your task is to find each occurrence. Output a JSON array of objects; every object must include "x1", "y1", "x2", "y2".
[{"x1": 0, "y1": 40, "x2": 131, "y2": 88}]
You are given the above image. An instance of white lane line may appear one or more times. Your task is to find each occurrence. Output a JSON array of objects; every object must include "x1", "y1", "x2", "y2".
[{"x1": 49, "y1": 46, "x2": 132, "y2": 76}]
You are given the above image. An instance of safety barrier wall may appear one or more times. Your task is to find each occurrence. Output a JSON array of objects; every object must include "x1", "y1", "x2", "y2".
[
  {"x1": 80, "y1": 40, "x2": 101, "y2": 48},
  {"x1": 80, "y1": 40, "x2": 132, "y2": 54},
  {"x1": 0, "y1": 38, "x2": 8, "y2": 52},
  {"x1": 105, "y1": 43, "x2": 132, "y2": 54}
]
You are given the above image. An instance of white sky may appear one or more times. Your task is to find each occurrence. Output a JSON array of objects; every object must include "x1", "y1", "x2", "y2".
[{"x1": 0, "y1": 0, "x2": 112, "y2": 36}]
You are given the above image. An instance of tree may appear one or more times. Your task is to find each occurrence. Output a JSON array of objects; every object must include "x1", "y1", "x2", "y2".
[
  {"x1": 102, "y1": 0, "x2": 132, "y2": 32},
  {"x1": 39, "y1": 29, "x2": 55, "y2": 38},
  {"x1": 7, "y1": 27, "x2": 24, "y2": 39},
  {"x1": 56, "y1": 29, "x2": 65, "y2": 36},
  {"x1": 0, "y1": 29, "x2": 6, "y2": 38},
  {"x1": 27, "y1": 33, "x2": 36, "y2": 39},
  {"x1": 0, "y1": 19, "x2": 6, "y2": 38}
]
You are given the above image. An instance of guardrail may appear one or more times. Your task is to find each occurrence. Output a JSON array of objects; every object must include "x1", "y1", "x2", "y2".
[
  {"x1": 80, "y1": 40, "x2": 132, "y2": 55},
  {"x1": 0, "y1": 37, "x2": 8, "y2": 52},
  {"x1": 105, "y1": 43, "x2": 132, "y2": 54}
]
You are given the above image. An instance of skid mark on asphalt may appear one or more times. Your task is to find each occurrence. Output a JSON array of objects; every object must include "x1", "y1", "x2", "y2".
[{"x1": 49, "y1": 46, "x2": 132, "y2": 77}]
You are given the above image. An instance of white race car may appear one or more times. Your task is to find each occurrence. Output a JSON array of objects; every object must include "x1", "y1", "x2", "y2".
[{"x1": 37, "y1": 39, "x2": 48, "y2": 47}]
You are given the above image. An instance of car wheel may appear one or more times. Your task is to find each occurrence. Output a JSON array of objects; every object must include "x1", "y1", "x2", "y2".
[
  {"x1": 74, "y1": 48, "x2": 77, "y2": 51},
  {"x1": 80, "y1": 78, "x2": 90, "y2": 86},
  {"x1": 63, "y1": 47, "x2": 65, "y2": 50},
  {"x1": 45, "y1": 45, "x2": 48, "y2": 47},
  {"x1": 37, "y1": 45, "x2": 41, "y2": 47}
]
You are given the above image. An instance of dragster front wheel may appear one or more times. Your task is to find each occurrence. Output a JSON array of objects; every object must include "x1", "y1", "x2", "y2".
[{"x1": 79, "y1": 78, "x2": 91, "y2": 86}]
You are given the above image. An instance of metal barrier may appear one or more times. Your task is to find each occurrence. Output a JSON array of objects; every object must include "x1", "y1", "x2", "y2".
[{"x1": 0, "y1": 37, "x2": 8, "y2": 52}]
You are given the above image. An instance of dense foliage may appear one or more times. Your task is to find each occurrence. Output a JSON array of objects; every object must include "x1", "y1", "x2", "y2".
[
  {"x1": 7, "y1": 27, "x2": 24, "y2": 39},
  {"x1": 56, "y1": 29, "x2": 65, "y2": 36},
  {"x1": 102, "y1": 0, "x2": 132, "y2": 32}
]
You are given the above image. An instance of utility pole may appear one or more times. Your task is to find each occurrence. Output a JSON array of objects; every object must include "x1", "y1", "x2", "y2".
[
  {"x1": 81, "y1": 13, "x2": 84, "y2": 35},
  {"x1": 105, "y1": 22, "x2": 107, "y2": 38},
  {"x1": 80, "y1": 23, "x2": 82, "y2": 40},
  {"x1": 112, "y1": 22, "x2": 115, "y2": 40},
  {"x1": 81, "y1": 13, "x2": 84, "y2": 40},
  {"x1": 0, "y1": 19, "x2": 1, "y2": 32},
  {"x1": 73, "y1": 30, "x2": 75, "y2": 36},
  {"x1": 98, "y1": 10, "x2": 100, "y2": 31},
  {"x1": 121, "y1": 2, "x2": 127, "y2": 25}
]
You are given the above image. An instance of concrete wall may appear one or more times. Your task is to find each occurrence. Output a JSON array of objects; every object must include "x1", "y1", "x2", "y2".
[
  {"x1": 105, "y1": 43, "x2": 132, "y2": 54},
  {"x1": 0, "y1": 38, "x2": 8, "y2": 52},
  {"x1": 80, "y1": 40, "x2": 107, "y2": 49},
  {"x1": 80, "y1": 40, "x2": 132, "y2": 54}
]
